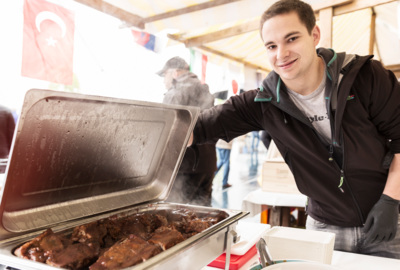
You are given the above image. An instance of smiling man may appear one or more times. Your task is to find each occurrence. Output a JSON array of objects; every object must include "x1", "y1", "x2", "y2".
[{"x1": 190, "y1": 0, "x2": 400, "y2": 258}]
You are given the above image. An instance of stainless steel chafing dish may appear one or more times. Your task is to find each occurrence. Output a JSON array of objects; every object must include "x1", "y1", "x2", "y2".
[{"x1": 0, "y1": 89, "x2": 248, "y2": 270}]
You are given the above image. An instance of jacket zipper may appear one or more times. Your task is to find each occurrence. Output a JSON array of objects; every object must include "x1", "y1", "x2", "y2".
[
  {"x1": 339, "y1": 138, "x2": 366, "y2": 224},
  {"x1": 328, "y1": 79, "x2": 365, "y2": 224}
]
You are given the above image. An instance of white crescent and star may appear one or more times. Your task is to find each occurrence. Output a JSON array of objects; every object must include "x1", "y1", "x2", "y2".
[{"x1": 35, "y1": 11, "x2": 67, "y2": 47}]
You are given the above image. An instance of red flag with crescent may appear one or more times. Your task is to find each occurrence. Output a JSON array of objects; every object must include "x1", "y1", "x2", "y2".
[{"x1": 21, "y1": 0, "x2": 75, "y2": 85}]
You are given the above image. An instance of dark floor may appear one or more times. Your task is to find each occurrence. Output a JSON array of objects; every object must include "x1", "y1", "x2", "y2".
[{"x1": 211, "y1": 133, "x2": 268, "y2": 211}]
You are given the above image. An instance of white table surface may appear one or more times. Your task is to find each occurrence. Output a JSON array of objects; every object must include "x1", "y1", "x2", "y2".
[
  {"x1": 203, "y1": 219, "x2": 400, "y2": 270},
  {"x1": 203, "y1": 250, "x2": 400, "y2": 270},
  {"x1": 241, "y1": 188, "x2": 307, "y2": 217}
]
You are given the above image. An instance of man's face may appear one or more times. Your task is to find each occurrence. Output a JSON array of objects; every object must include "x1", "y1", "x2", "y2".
[
  {"x1": 261, "y1": 11, "x2": 320, "y2": 83},
  {"x1": 163, "y1": 69, "x2": 174, "y2": 90}
]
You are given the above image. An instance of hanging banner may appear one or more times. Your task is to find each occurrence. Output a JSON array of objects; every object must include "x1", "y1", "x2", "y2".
[
  {"x1": 232, "y1": 79, "x2": 238, "y2": 95},
  {"x1": 201, "y1": 54, "x2": 208, "y2": 84},
  {"x1": 190, "y1": 49, "x2": 208, "y2": 84},
  {"x1": 21, "y1": 0, "x2": 75, "y2": 85},
  {"x1": 131, "y1": 30, "x2": 157, "y2": 52}
]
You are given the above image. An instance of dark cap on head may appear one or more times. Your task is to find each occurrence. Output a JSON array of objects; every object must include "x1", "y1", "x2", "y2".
[{"x1": 156, "y1": 56, "x2": 190, "y2": 76}]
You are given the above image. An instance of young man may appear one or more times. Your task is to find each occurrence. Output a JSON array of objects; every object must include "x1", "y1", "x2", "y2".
[
  {"x1": 191, "y1": 0, "x2": 400, "y2": 258},
  {"x1": 157, "y1": 56, "x2": 217, "y2": 207}
]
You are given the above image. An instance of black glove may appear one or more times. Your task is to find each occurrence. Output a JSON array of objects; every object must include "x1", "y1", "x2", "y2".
[{"x1": 363, "y1": 194, "x2": 399, "y2": 245}]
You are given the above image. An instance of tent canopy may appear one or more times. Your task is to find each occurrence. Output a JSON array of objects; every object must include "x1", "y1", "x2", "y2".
[{"x1": 75, "y1": 0, "x2": 399, "y2": 76}]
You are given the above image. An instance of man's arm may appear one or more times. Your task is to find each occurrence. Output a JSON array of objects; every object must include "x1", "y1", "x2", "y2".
[
  {"x1": 364, "y1": 153, "x2": 400, "y2": 244},
  {"x1": 383, "y1": 153, "x2": 400, "y2": 200}
]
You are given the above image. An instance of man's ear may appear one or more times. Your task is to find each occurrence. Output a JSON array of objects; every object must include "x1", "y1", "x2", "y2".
[
  {"x1": 171, "y1": 69, "x2": 179, "y2": 79},
  {"x1": 312, "y1": 25, "x2": 321, "y2": 46}
]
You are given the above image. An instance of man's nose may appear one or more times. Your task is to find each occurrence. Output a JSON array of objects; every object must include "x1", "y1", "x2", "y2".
[{"x1": 277, "y1": 45, "x2": 289, "y2": 60}]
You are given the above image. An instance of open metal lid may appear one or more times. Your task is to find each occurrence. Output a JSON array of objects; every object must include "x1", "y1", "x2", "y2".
[{"x1": 0, "y1": 89, "x2": 199, "y2": 240}]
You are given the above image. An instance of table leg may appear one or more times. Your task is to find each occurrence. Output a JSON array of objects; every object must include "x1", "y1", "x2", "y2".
[
  {"x1": 261, "y1": 205, "x2": 269, "y2": 223},
  {"x1": 281, "y1": 207, "x2": 291, "y2": 227},
  {"x1": 297, "y1": 208, "x2": 306, "y2": 228},
  {"x1": 269, "y1": 206, "x2": 281, "y2": 227}
]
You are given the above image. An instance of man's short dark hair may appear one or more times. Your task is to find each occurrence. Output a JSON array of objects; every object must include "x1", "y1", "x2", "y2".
[{"x1": 259, "y1": 0, "x2": 316, "y2": 38}]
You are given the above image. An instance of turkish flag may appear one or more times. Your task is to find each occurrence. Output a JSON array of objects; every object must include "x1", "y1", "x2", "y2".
[{"x1": 21, "y1": 0, "x2": 75, "y2": 85}]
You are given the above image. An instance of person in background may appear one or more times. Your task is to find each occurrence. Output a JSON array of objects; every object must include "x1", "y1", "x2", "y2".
[
  {"x1": 215, "y1": 139, "x2": 234, "y2": 189},
  {"x1": 157, "y1": 56, "x2": 217, "y2": 206},
  {"x1": 0, "y1": 104, "x2": 16, "y2": 159},
  {"x1": 251, "y1": 131, "x2": 260, "y2": 152},
  {"x1": 189, "y1": 0, "x2": 400, "y2": 258}
]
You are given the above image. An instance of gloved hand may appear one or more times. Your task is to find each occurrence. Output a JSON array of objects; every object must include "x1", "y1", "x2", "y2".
[{"x1": 363, "y1": 194, "x2": 399, "y2": 245}]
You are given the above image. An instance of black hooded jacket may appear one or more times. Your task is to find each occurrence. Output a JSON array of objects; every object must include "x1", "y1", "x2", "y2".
[{"x1": 193, "y1": 48, "x2": 400, "y2": 226}]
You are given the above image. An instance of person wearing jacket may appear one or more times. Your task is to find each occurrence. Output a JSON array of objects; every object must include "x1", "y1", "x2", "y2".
[
  {"x1": 157, "y1": 56, "x2": 217, "y2": 206},
  {"x1": 190, "y1": 0, "x2": 400, "y2": 258},
  {"x1": 0, "y1": 104, "x2": 16, "y2": 159}
]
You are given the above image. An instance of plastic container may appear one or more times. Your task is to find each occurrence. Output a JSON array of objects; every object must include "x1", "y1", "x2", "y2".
[{"x1": 263, "y1": 226, "x2": 335, "y2": 264}]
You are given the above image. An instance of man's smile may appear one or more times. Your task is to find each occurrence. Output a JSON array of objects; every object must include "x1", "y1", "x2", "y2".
[{"x1": 277, "y1": 58, "x2": 297, "y2": 69}]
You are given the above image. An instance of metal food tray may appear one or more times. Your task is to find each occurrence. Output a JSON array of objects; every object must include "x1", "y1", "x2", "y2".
[
  {"x1": 0, "y1": 202, "x2": 247, "y2": 269},
  {"x1": 0, "y1": 89, "x2": 248, "y2": 269}
]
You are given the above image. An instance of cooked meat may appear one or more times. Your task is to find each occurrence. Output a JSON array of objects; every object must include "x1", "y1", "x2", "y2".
[
  {"x1": 202, "y1": 215, "x2": 225, "y2": 225},
  {"x1": 14, "y1": 208, "x2": 226, "y2": 269},
  {"x1": 186, "y1": 219, "x2": 213, "y2": 233},
  {"x1": 148, "y1": 226, "x2": 185, "y2": 250},
  {"x1": 139, "y1": 242, "x2": 162, "y2": 261},
  {"x1": 89, "y1": 234, "x2": 161, "y2": 270},
  {"x1": 71, "y1": 220, "x2": 107, "y2": 246},
  {"x1": 14, "y1": 229, "x2": 70, "y2": 263},
  {"x1": 116, "y1": 214, "x2": 149, "y2": 240},
  {"x1": 137, "y1": 213, "x2": 169, "y2": 234},
  {"x1": 167, "y1": 209, "x2": 196, "y2": 223},
  {"x1": 47, "y1": 242, "x2": 99, "y2": 269}
]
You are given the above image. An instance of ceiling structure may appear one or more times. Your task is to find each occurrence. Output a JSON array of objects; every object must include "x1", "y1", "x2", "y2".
[{"x1": 73, "y1": 0, "x2": 400, "y2": 77}]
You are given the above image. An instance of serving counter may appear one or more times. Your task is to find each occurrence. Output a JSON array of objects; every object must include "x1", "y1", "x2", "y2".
[
  {"x1": 204, "y1": 250, "x2": 400, "y2": 270},
  {"x1": 203, "y1": 220, "x2": 400, "y2": 270}
]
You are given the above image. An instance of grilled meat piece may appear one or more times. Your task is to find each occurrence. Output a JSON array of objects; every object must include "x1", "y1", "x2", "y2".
[
  {"x1": 137, "y1": 213, "x2": 169, "y2": 234},
  {"x1": 89, "y1": 234, "x2": 161, "y2": 270},
  {"x1": 47, "y1": 242, "x2": 100, "y2": 269},
  {"x1": 71, "y1": 220, "x2": 108, "y2": 246},
  {"x1": 148, "y1": 226, "x2": 184, "y2": 250},
  {"x1": 185, "y1": 219, "x2": 212, "y2": 233},
  {"x1": 14, "y1": 229, "x2": 70, "y2": 263}
]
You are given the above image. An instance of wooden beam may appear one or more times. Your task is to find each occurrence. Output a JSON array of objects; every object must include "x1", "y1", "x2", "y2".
[
  {"x1": 180, "y1": 0, "x2": 353, "y2": 48},
  {"x1": 369, "y1": 8, "x2": 376, "y2": 55},
  {"x1": 197, "y1": 45, "x2": 270, "y2": 73},
  {"x1": 385, "y1": 64, "x2": 400, "y2": 78},
  {"x1": 318, "y1": 7, "x2": 333, "y2": 48},
  {"x1": 333, "y1": 0, "x2": 396, "y2": 16},
  {"x1": 311, "y1": 0, "x2": 353, "y2": 11},
  {"x1": 388, "y1": 64, "x2": 400, "y2": 70},
  {"x1": 185, "y1": 19, "x2": 259, "y2": 47},
  {"x1": 143, "y1": 0, "x2": 242, "y2": 23},
  {"x1": 74, "y1": 0, "x2": 145, "y2": 28}
]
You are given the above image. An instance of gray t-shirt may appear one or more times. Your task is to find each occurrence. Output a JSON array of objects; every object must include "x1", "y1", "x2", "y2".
[{"x1": 287, "y1": 74, "x2": 331, "y2": 143}]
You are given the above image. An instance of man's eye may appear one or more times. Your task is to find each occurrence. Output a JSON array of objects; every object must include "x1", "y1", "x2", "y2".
[
  {"x1": 288, "y1": 36, "x2": 298, "y2": 42},
  {"x1": 266, "y1": 45, "x2": 276, "y2": 50}
]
